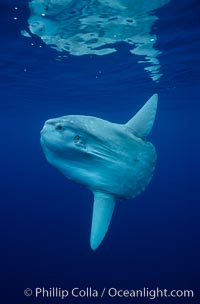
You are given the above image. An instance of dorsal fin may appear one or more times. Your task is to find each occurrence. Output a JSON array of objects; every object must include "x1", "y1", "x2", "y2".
[
  {"x1": 125, "y1": 94, "x2": 158, "y2": 138},
  {"x1": 90, "y1": 192, "x2": 115, "y2": 250}
]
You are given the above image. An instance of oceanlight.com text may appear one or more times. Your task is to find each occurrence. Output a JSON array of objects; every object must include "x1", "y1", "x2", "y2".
[{"x1": 24, "y1": 286, "x2": 195, "y2": 300}]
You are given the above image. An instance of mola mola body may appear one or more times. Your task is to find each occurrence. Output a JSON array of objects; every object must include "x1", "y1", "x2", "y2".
[{"x1": 40, "y1": 94, "x2": 158, "y2": 250}]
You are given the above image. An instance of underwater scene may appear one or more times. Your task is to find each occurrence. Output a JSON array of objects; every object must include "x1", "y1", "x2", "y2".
[{"x1": 1, "y1": 0, "x2": 200, "y2": 303}]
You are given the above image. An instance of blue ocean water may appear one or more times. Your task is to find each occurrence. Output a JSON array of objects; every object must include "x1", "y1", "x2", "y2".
[{"x1": 1, "y1": 0, "x2": 200, "y2": 303}]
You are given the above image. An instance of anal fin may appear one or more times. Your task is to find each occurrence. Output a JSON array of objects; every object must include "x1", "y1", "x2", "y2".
[{"x1": 90, "y1": 192, "x2": 115, "y2": 250}]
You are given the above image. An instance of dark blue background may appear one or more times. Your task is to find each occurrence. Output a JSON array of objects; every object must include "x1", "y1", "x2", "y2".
[{"x1": 1, "y1": 0, "x2": 200, "y2": 303}]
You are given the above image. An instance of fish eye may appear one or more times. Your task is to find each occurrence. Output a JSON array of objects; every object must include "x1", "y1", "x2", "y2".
[{"x1": 56, "y1": 124, "x2": 63, "y2": 130}]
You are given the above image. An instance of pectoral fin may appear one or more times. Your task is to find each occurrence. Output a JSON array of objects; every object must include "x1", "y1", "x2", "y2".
[{"x1": 90, "y1": 192, "x2": 116, "y2": 250}]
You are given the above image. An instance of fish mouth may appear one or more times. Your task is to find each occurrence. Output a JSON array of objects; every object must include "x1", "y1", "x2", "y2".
[
  {"x1": 40, "y1": 127, "x2": 44, "y2": 134},
  {"x1": 40, "y1": 120, "x2": 55, "y2": 136},
  {"x1": 40, "y1": 125, "x2": 51, "y2": 146},
  {"x1": 40, "y1": 133, "x2": 54, "y2": 155},
  {"x1": 40, "y1": 123, "x2": 49, "y2": 134}
]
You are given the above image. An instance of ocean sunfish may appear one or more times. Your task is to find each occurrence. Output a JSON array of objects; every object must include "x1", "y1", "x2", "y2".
[{"x1": 40, "y1": 94, "x2": 158, "y2": 250}]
